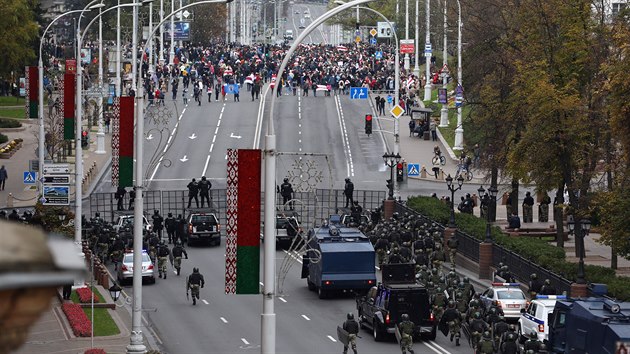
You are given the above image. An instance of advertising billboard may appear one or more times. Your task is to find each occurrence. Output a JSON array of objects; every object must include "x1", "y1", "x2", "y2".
[{"x1": 164, "y1": 21, "x2": 191, "y2": 41}]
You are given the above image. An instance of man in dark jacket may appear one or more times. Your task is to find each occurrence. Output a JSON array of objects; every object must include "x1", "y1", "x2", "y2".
[
  {"x1": 342, "y1": 313, "x2": 359, "y2": 354},
  {"x1": 165, "y1": 212, "x2": 177, "y2": 244},
  {"x1": 198, "y1": 176, "x2": 212, "y2": 208},
  {"x1": 152, "y1": 210, "x2": 164, "y2": 240},
  {"x1": 187, "y1": 178, "x2": 199, "y2": 208},
  {"x1": 280, "y1": 178, "x2": 294, "y2": 210},
  {"x1": 344, "y1": 178, "x2": 354, "y2": 208}
]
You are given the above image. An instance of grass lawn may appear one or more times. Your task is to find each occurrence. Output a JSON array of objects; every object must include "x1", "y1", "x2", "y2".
[
  {"x1": 71, "y1": 286, "x2": 120, "y2": 337},
  {"x1": 82, "y1": 308, "x2": 120, "y2": 336},
  {"x1": 0, "y1": 96, "x2": 24, "y2": 106},
  {"x1": 0, "y1": 108, "x2": 26, "y2": 119}
]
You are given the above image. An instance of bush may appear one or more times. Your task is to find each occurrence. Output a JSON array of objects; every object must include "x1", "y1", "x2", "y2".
[
  {"x1": 406, "y1": 196, "x2": 630, "y2": 300},
  {"x1": 85, "y1": 349, "x2": 106, "y2": 354},
  {"x1": 76, "y1": 287, "x2": 100, "y2": 303},
  {"x1": 61, "y1": 303, "x2": 92, "y2": 337},
  {"x1": 0, "y1": 133, "x2": 6, "y2": 144},
  {"x1": 0, "y1": 118, "x2": 21, "y2": 128}
]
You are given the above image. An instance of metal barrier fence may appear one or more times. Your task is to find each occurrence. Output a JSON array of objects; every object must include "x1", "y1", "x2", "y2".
[
  {"x1": 393, "y1": 201, "x2": 573, "y2": 295},
  {"x1": 90, "y1": 189, "x2": 387, "y2": 231},
  {"x1": 492, "y1": 243, "x2": 572, "y2": 295}
]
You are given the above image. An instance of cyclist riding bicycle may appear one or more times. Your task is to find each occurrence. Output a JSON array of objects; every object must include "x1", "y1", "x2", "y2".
[
  {"x1": 456, "y1": 153, "x2": 472, "y2": 177},
  {"x1": 434, "y1": 145, "x2": 442, "y2": 157}
]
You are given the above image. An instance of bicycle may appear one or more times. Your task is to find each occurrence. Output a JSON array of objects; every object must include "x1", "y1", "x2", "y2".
[
  {"x1": 432, "y1": 153, "x2": 446, "y2": 166},
  {"x1": 455, "y1": 165, "x2": 474, "y2": 181}
]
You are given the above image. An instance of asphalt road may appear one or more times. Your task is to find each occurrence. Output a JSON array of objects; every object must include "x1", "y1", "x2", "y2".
[{"x1": 93, "y1": 3, "x2": 493, "y2": 353}]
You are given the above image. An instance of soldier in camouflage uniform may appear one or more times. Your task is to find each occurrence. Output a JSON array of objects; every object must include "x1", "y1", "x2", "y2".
[
  {"x1": 446, "y1": 236, "x2": 459, "y2": 267},
  {"x1": 476, "y1": 331, "x2": 495, "y2": 354},
  {"x1": 170, "y1": 241, "x2": 188, "y2": 275},
  {"x1": 186, "y1": 267, "x2": 205, "y2": 305},
  {"x1": 157, "y1": 241, "x2": 171, "y2": 279},
  {"x1": 432, "y1": 243, "x2": 446, "y2": 268},
  {"x1": 442, "y1": 300, "x2": 462, "y2": 346},
  {"x1": 398, "y1": 314, "x2": 415, "y2": 354}
]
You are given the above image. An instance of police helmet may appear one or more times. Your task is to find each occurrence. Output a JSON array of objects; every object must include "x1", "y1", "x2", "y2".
[
  {"x1": 202, "y1": 176, "x2": 207, "y2": 180},
  {"x1": 473, "y1": 312, "x2": 481, "y2": 319},
  {"x1": 168, "y1": 212, "x2": 173, "y2": 217},
  {"x1": 509, "y1": 324, "x2": 516, "y2": 332},
  {"x1": 175, "y1": 241, "x2": 181, "y2": 246},
  {"x1": 530, "y1": 273, "x2": 538, "y2": 280},
  {"x1": 427, "y1": 281, "x2": 434, "y2": 288},
  {"x1": 345, "y1": 178, "x2": 350, "y2": 182},
  {"x1": 154, "y1": 209, "x2": 159, "y2": 214},
  {"x1": 401, "y1": 313, "x2": 409, "y2": 321},
  {"x1": 347, "y1": 313, "x2": 354, "y2": 320},
  {"x1": 483, "y1": 331, "x2": 491, "y2": 339},
  {"x1": 193, "y1": 267, "x2": 199, "y2": 273},
  {"x1": 463, "y1": 276, "x2": 470, "y2": 284},
  {"x1": 448, "y1": 300, "x2": 455, "y2": 308},
  {"x1": 530, "y1": 332, "x2": 537, "y2": 339},
  {"x1": 498, "y1": 315, "x2": 505, "y2": 322},
  {"x1": 284, "y1": 178, "x2": 289, "y2": 182}
]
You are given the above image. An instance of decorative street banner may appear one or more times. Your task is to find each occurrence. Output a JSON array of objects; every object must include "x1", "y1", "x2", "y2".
[
  {"x1": 111, "y1": 97, "x2": 120, "y2": 187},
  {"x1": 438, "y1": 88, "x2": 447, "y2": 104},
  {"x1": 63, "y1": 73, "x2": 75, "y2": 140},
  {"x1": 118, "y1": 96, "x2": 134, "y2": 187},
  {"x1": 225, "y1": 149, "x2": 262, "y2": 294},
  {"x1": 25, "y1": 66, "x2": 38, "y2": 119}
]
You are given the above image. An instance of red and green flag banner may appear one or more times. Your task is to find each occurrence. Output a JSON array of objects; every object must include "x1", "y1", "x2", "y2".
[
  {"x1": 63, "y1": 73, "x2": 75, "y2": 140},
  {"x1": 25, "y1": 66, "x2": 38, "y2": 119},
  {"x1": 117, "y1": 96, "x2": 134, "y2": 188},
  {"x1": 225, "y1": 148, "x2": 262, "y2": 294}
]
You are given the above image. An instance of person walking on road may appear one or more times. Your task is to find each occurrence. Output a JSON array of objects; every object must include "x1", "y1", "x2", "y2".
[
  {"x1": 157, "y1": 240, "x2": 171, "y2": 279},
  {"x1": 170, "y1": 241, "x2": 188, "y2": 276},
  {"x1": 187, "y1": 178, "x2": 199, "y2": 208},
  {"x1": 344, "y1": 178, "x2": 354, "y2": 208},
  {"x1": 165, "y1": 212, "x2": 176, "y2": 244},
  {"x1": 152, "y1": 210, "x2": 164, "y2": 240},
  {"x1": 186, "y1": 267, "x2": 205, "y2": 305},
  {"x1": 398, "y1": 313, "x2": 415, "y2": 354},
  {"x1": 198, "y1": 176, "x2": 212, "y2": 208},
  {"x1": 341, "y1": 313, "x2": 359, "y2": 354},
  {"x1": 0, "y1": 165, "x2": 7, "y2": 191}
]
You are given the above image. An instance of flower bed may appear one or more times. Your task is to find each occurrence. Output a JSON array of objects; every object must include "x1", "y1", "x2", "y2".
[
  {"x1": 76, "y1": 287, "x2": 101, "y2": 303},
  {"x1": 0, "y1": 138, "x2": 23, "y2": 158},
  {"x1": 84, "y1": 349, "x2": 106, "y2": 354},
  {"x1": 61, "y1": 303, "x2": 92, "y2": 337}
]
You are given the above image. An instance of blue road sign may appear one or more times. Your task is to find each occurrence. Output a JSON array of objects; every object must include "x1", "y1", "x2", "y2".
[
  {"x1": 375, "y1": 51, "x2": 383, "y2": 59},
  {"x1": 407, "y1": 164, "x2": 420, "y2": 177},
  {"x1": 370, "y1": 38, "x2": 377, "y2": 45},
  {"x1": 23, "y1": 171, "x2": 36, "y2": 184},
  {"x1": 349, "y1": 87, "x2": 369, "y2": 100},
  {"x1": 455, "y1": 84, "x2": 464, "y2": 107}
]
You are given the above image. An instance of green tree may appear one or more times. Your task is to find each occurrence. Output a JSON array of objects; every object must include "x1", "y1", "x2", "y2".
[{"x1": 0, "y1": 0, "x2": 39, "y2": 80}]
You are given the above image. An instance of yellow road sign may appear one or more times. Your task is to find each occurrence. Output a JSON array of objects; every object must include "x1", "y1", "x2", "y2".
[
  {"x1": 370, "y1": 28, "x2": 377, "y2": 37},
  {"x1": 390, "y1": 105, "x2": 404, "y2": 118},
  {"x1": 355, "y1": 36, "x2": 361, "y2": 43}
]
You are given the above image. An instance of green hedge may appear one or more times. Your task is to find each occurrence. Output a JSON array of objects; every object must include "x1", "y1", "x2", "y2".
[
  {"x1": 406, "y1": 196, "x2": 630, "y2": 301},
  {"x1": 0, "y1": 133, "x2": 6, "y2": 144},
  {"x1": 0, "y1": 118, "x2": 22, "y2": 128}
]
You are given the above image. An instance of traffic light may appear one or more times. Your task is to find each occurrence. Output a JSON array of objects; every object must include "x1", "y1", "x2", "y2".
[
  {"x1": 396, "y1": 162, "x2": 404, "y2": 182},
  {"x1": 365, "y1": 114, "x2": 372, "y2": 135},
  {"x1": 81, "y1": 130, "x2": 88, "y2": 149}
]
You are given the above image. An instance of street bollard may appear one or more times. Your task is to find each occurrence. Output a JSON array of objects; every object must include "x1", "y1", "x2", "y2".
[{"x1": 6, "y1": 193, "x2": 13, "y2": 207}]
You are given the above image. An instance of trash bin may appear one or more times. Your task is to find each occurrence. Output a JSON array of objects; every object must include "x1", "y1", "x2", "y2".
[{"x1": 423, "y1": 131, "x2": 430, "y2": 140}]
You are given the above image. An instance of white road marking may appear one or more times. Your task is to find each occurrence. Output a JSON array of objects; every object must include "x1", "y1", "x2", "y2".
[
  {"x1": 201, "y1": 103, "x2": 226, "y2": 176},
  {"x1": 202, "y1": 299, "x2": 209, "y2": 305},
  {"x1": 301, "y1": 315, "x2": 311, "y2": 321},
  {"x1": 334, "y1": 95, "x2": 355, "y2": 177},
  {"x1": 241, "y1": 338, "x2": 250, "y2": 345},
  {"x1": 149, "y1": 106, "x2": 186, "y2": 182},
  {"x1": 220, "y1": 317, "x2": 228, "y2": 323},
  {"x1": 423, "y1": 341, "x2": 452, "y2": 354},
  {"x1": 427, "y1": 341, "x2": 452, "y2": 354},
  {"x1": 279, "y1": 297, "x2": 287, "y2": 303},
  {"x1": 253, "y1": 86, "x2": 270, "y2": 148},
  {"x1": 327, "y1": 335, "x2": 337, "y2": 342}
]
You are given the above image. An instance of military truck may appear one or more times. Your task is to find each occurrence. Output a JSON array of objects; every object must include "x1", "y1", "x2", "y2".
[
  {"x1": 548, "y1": 296, "x2": 630, "y2": 353},
  {"x1": 301, "y1": 215, "x2": 377, "y2": 299},
  {"x1": 356, "y1": 263, "x2": 436, "y2": 341}
]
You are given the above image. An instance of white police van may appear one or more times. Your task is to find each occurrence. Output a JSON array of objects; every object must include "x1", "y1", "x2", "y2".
[{"x1": 518, "y1": 295, "x2": 567, "y2": 342}]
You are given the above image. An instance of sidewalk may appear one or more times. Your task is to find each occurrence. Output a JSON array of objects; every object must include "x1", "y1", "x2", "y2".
[{"x1": 0, "y1": 117, "x2": 112, "y2": 209}]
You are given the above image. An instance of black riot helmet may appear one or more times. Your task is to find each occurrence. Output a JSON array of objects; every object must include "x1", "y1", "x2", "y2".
[
  {"x1": 347, "y1": 313, "x2": 354, "y2": 320},
  {"x1": 193, "y1": 267, "x2": 199, "y2": 273}
]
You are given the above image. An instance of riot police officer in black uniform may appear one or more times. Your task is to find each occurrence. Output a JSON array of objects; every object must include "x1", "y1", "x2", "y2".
[
  {"x1": 344, "y1": 178, "x2": 354, "y2": 208},
  {"x1": 165, "y1": 212, "x2": 176, "y2": 244},
  {"x1": 152, "y1": 210, "x2": 164, "y2": 240},
  {"x1": 199, "y1": 176, "x2": 212, "y2": 208},
  {"x1": 280, "y1": 178, "x2": 294, "y2": 210}
]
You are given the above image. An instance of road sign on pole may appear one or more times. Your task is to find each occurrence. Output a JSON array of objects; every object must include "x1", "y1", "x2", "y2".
[
  {"x1": 377, "y1": 22, "x2": 394, "y2": 38},
  {"x1": 23, "y1": 171, "x2": 37, "y2": 184},
  {"x1": 390, "y1": 105, "x2": 404, "y2": 118},
  {"x1": 350, "y1": 87, "x2": 369, "y2": 100},
  {"x1": 400, "y1": 39, "x2": 415, "y2": 54},
  {"x1": 370, "y1": 38, "x2": 377, "y2": 45},
  {"x1": 370, "y1": 28, "x2": 377, "y2": 37},
  {"x1": 407, "y1": 164, "x2": 420, "y2": 177}
]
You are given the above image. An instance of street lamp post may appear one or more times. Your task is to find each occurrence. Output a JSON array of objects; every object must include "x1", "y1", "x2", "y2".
[
  {"x1": 439, "y1": 0, "x2": 448, "y2": 127},
  {"x1": 383, "y1": 153, "x2": 401, "y2": 200},
  {"x1": 478, "y1": 185, "x2": 498, "y2": 242},
  {"x1": 266, "y1": 2, "x2": 375, "y2": 352},
  {"x1": 404, "y1": 0, "x2": 410, "y2": 71},
  {"x1": 95, "y1": 7, "x2": 106, "y2": 155},
  {"x1": 38, "y1": 10, "x2": 85, "y2": 200},
  {"x1": 568, "y1": 218, "x2": 591, "y2": 284},
  {"x1": 76, "y1": 0, "x2": 105, "y2": 245},
  {"x1": 423, "y1": 0, "x2": 432, "y2": 101},
  {"x1": 446, "y1": 174, "x2": 464, "y2": 228},
  {"x1": 413, "y1": 0, "x2": 419, "y2": 77},
  {"x1": 453, "y1": 0, "x2": 464, "y2": 150}
]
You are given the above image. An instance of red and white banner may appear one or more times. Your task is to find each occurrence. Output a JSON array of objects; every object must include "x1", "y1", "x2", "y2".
[
  {"x1": 336, "y1": 45, "x2": 348, "y2": 52},
  {"x1": 400, "y1": 39, "x2": 415, "y2": 54},
  {"x1": 270, "y1": 74, "x2": 277, "y2": 88}
]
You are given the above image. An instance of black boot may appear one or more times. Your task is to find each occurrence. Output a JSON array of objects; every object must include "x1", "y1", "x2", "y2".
[
  {"x1": 177, "y1": 268, "x2": 181, "y2": 276},
  {"x1": 192, "y1": 298, "x2": 196, "y2": 305},
  {"x1": 456, "y1": 338, "x2": 460, "y2": 346}
]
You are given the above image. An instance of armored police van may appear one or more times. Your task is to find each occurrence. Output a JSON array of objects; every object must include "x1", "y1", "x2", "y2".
[
  {"x1": 548, "y1": 296, "x2": 630, "y2": 353},
  {"x1": 301, "y1": 215, "x2": 377, "y2": 299}
]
